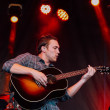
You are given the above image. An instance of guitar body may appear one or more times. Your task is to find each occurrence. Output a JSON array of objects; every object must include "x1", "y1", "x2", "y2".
[{"x1": 10, "y1": 68, "x2": 68, "y2": 109}]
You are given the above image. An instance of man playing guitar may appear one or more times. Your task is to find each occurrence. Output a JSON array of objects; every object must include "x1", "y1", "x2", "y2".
[{"x1": 2, "y1": 34, "x2": 96, "y2": 110}]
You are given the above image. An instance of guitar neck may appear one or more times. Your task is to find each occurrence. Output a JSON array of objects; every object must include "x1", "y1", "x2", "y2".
[{"x1": 55, "y1": 67, "x2": 98, "y2": 80}]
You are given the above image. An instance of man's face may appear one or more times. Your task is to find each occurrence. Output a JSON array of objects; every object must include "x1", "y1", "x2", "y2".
[{"x1": 45, "y1": 40, "x2": 60, "y2": 62}]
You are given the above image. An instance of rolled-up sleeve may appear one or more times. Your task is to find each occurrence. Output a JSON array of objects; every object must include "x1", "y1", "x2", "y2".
[
  {"x1": 58, "y1": 90, "x2": 71, "y2": 102},
  {"x1": 2, "y1": 53, "x2": 31, "y2": 73}
]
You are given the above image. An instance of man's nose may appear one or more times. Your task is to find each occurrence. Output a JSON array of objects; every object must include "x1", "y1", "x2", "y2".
[{"x1": 57, "y1": 49, "x2": 60, "y2": 54}]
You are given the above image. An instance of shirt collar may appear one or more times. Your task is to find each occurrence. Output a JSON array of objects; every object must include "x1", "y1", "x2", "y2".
[{"x1": 37, "y1": 56, "x2": 54, "y2": 67}]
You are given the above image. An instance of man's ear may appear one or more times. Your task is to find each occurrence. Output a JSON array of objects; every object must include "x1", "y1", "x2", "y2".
[{"x1": 41, "y1": 46, "x2": 46, "y2": 52}]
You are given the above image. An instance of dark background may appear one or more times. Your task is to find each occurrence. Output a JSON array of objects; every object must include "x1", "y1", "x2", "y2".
[{"x1": 0, "y1": 0, "x2": 110, "y2": 110}]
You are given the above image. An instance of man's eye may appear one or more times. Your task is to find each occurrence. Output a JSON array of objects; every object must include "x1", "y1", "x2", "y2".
[{"x1": 53, "y1": 47, "x2": 57, "y2": 49}]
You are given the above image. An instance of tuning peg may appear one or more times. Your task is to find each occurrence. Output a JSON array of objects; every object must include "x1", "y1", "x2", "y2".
[{"x1": 100, "y1": 72, "x2": 104, "y2": 74}]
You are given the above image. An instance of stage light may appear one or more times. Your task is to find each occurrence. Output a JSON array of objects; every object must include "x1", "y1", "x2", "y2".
[
  {"x1": 10, "y1": 16, "x2": 18, "y2": 23},
  {"x1": 91, "y1": 0, "x2": 99, "y2": 6},
  {"x1": 8, "y1": 3, "x2": 22, "y2": 23},
  {"x1": 57, "y1": 9, "x2": 69, "y2": 21},
  {"x1": 40, "y1": 4, "x2": 51, "y2": 15}
]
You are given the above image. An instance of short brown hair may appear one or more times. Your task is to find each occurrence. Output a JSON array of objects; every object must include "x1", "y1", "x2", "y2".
[{"x1": 37, "y1": 34, "x2": 58, "y2": 54}]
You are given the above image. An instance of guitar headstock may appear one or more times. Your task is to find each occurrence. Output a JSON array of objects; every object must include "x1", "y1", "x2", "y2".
[{"x1": 96, "y1": 66, "x2": 110, "y2": 74}]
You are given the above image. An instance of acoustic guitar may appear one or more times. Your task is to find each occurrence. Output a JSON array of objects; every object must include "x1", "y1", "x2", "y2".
[{"x1": 9, "y1": 66, "x2": 109, "y2": 109}]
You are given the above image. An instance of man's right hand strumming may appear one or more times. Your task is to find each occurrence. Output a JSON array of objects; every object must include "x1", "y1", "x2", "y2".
[{"x1": 30, "y1": 70, "x2": 47, "y2": 86}]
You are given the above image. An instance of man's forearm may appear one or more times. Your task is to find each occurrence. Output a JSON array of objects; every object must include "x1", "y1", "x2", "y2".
[
  {"x1": 67, "y1": 79, "x2": 86, "y2": 97},
  {"x1": 67, "y1": 66, "x2": 96, "y2": 97},
  {"x1": 10, "y1": 63, "x2": 36, "y2": 75}
]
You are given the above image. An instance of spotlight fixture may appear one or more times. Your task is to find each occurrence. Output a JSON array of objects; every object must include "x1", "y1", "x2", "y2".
[
  {"x1": 40, "y1": 4, "x2": 51, "y2": 15},
  {"x1": 91, "y1": 0, "x2": 99, "y2": 6},
  {"x1": 8, "y1": 3, "x2": 22, "y2": 23},
  {"x1": 57, "y1": 9, "x2": 69, "y2": 21},
  {"x1": 10, "y1": 16, "x2": 18, "y2": 23}
]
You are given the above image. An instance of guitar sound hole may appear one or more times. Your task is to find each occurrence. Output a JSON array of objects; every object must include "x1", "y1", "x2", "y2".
[{"x1": 47, "y1": 75, "x2": 56, "y2": 84}]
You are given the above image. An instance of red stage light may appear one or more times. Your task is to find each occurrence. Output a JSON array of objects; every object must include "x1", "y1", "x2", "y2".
[
  {"x1": 91, "y1": 0, "x2": 99, "y2": 6},
  {"x1": 40, "y1": 4, "x2": 51, "y2": 15},
  {"x1": 57, "y1": 9, "x2": 69, "y2": 21},
  {"x1": 10, "y1": 16, "x2": 18, "y2": 23}
]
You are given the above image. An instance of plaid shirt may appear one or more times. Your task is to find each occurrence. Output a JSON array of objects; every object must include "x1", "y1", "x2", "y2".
[{"x1": 2, "y1": 53, "x2": 71, "y2": 110}]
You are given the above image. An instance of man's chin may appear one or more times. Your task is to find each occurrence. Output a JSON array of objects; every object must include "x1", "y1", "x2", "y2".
[{"x1": 51, "y1": 58, "x2": 57, "y2": 62}]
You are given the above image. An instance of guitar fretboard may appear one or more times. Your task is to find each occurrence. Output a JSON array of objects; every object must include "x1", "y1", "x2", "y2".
[
  {"x1": 55, "y1": 66, "x2": 101, "y2": 80},
  {"x1": 55, "y1": 68, "x2": 88, "y2": 80}
]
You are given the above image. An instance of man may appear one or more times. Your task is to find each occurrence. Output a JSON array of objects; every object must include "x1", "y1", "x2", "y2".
[{"x1": 2, "y1": 34, "x2": 96, "y2": 110}]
